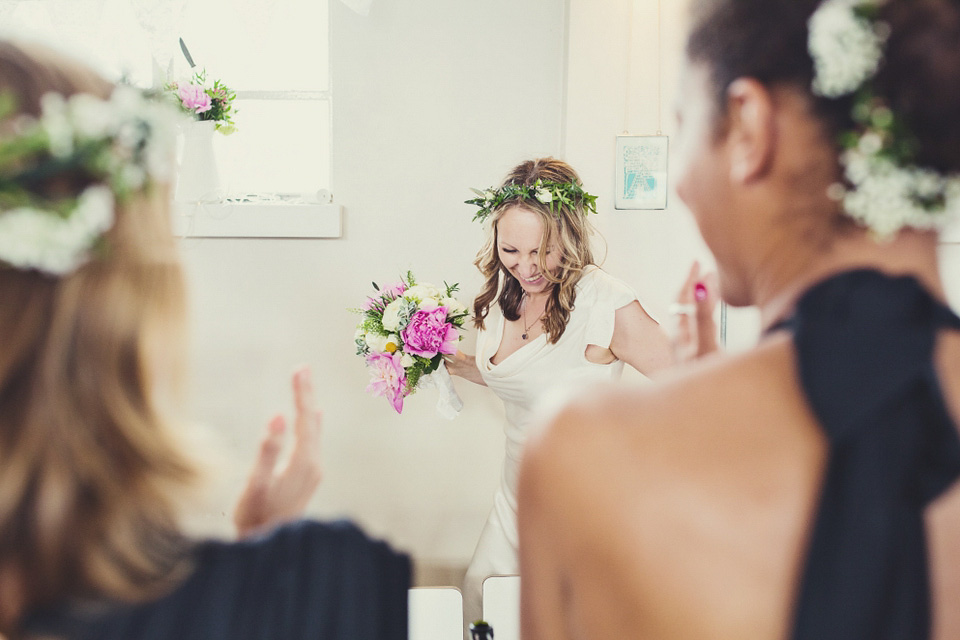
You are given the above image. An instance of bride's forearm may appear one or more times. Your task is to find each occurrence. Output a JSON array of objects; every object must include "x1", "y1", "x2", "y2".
[{"x1": 447, "y1": 352, "x2": 487, "y2": 386}]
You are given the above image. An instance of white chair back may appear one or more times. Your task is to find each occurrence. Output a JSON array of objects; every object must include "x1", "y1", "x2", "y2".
[
  {"x1": 482, "y1": 575, "x2": 521, "y2": 640},
  {"x1": 408, "y1": 587, "x2": 464, "y2": 640}
]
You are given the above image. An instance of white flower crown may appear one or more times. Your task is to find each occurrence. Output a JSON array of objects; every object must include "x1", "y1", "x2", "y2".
[
  {"x1": 808, "y1": 0, "x2": 960, "y2": 238},
  {"x1": 0, "y1": 86, "x2": 182, "y2": 275}
]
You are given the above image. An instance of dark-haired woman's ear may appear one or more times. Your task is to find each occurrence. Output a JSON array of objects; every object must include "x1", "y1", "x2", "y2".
[
  {"x1": 725, "y1": 78, "x2": 776, "y2": 185},
  {"x1": 233, "y1": 367, "x2": 324, "y2": 538}
]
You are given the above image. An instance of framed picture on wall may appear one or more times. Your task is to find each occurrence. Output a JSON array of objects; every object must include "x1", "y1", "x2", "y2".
[{"x1": 615, "y1": 135, "x2": 669, "y2": 210}]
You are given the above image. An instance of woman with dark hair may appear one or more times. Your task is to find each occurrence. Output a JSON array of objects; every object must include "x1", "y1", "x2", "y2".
[
  {"x1": 519, "y1": 1, "x2": 960, "y2": 638},
  {"x1": 447, "y1": 157, "x2": 675, "y2": 627},
  {"x1": 0, "y1": 40, "x2": 409, "y2": 640}
]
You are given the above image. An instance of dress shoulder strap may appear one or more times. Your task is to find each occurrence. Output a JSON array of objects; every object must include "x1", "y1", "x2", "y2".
[{"x1": 781, "y1": 269, "x2": 960, "y2": 640}]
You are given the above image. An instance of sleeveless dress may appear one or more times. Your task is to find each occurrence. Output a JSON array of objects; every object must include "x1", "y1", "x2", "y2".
[
  {"x1": 462, "y1": 265, "x2": 642, "y2": 625},
  {"x1": 23, "y1": 520, "x2": 411, "y2": 640},
  {"x1": 773, "y1": 269, "x2": 960, "y2": 639}
]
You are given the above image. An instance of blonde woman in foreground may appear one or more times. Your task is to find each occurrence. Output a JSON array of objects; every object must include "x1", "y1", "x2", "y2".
[{"x1": 0, "y1": 40, "x2": 408, "y2": 640}]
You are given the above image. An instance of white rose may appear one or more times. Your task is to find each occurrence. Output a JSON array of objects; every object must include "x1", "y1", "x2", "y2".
[
  {"x1": 405, "y1": 284, "x2": 441, "y2": 302},
  {"x1": 381, "y1": 299, "x2": 405, "y2": 331},
  {"x1": 535, "y1": 187, "x2": 553, "y2": 204},
  {"x1": 418, "y1": 297, "x2": 440, "y2": 310},
  {"x1": 442, "y1": 297, "x2": 468, "y2": 315},
  {"x1": 365, "y1": 332, "x2": 389, "y2": 353}
]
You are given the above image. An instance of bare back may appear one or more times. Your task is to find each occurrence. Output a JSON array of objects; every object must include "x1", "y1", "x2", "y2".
[{"x1": 519, "y1": 330, "x2": 960, "y2": 640}]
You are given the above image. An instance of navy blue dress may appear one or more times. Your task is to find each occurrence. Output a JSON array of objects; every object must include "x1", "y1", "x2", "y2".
[
  {"x1": 24, "y1": 520, "x2": 410, "y2": 640},
  {"x1": 774, "y1": 270, "x2": 960, "y2": 639}
]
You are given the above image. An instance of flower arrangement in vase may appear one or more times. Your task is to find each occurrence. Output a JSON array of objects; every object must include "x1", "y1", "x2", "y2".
[
  {"x1": 166, "y1": 69, "x2": 237, "y2": 134},
  {"x1": 165, "y1": 69, "x2": 236, "y2": 202}
]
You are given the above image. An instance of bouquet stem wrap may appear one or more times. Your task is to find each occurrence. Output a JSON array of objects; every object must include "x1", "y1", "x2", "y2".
[{"x1": 424, "y1": 362, "x2": 463, "y2": 420}]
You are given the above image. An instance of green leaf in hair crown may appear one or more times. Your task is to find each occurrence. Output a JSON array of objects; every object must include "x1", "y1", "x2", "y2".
[{"x1": 465, "y1": 179, "x2": 598, "y2": 223}]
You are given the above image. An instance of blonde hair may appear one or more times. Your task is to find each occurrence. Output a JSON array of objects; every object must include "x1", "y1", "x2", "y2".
[
  {"x1": 472, "y1": 158, "x2": 596, "y2": 343},
  {"x1": 0, "y1": 41, "x2": 194, "y2": 635}
]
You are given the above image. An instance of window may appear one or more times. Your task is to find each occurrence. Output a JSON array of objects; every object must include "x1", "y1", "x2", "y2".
[{"x1": 1, "y1": 0, "x2": 332, "y2": 195}]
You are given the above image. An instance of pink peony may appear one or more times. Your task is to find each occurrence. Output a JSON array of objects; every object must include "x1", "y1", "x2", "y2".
[
  {"x1": 366, "y1": 351, "x2": 406, "y2": 413},
  {"x1": 401, "y1": 307, "x2": 458, "y2": 359},
  {"x1": 177, "y1": 84, "x2": 212, "y2": 114}
]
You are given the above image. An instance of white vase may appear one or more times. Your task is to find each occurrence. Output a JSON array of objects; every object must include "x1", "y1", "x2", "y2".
[{"x1": 175, "y1": 120, "x2": 223, "y2": 203}]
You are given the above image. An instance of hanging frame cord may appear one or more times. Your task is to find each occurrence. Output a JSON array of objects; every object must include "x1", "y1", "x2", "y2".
[
  {"x1": 623, "y1": 0, "x2": 663, "y2": 136},
  {"x1": 623, "y1": 0, "x2": 635, "y2": 135},
  {"x1": 656, "y1": 0, "x2": 662, "y2": 136}
]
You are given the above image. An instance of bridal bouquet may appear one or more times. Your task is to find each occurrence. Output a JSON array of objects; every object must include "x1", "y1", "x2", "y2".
[
  {"x1": 165, "y1": 69, "x2": 237, "y2": 134},
  {"x1": 354, "y1": 273, "x2": 468, "y2": 416}
]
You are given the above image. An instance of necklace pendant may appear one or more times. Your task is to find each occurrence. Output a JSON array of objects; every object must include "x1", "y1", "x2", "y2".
[{"x1": 521, "y1": 333, "x2": 528, "y2": 340}]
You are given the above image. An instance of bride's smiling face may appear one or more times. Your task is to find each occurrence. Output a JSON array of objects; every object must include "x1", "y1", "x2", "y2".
[{"x1": 496, "y1": 205, "x2": 560, "y2": 294}]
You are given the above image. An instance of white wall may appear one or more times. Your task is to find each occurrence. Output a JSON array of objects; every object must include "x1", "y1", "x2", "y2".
[
  {"x1": 166, "y1": 0, "x2": 960, "y2": 574},
  {"x1": 561, "y1": 0, "x2": 752, "y2": 367},
  {"x1": 180, "y1": 0, "x2": 771, "y2": 569},
  {"x1": 564, "y1": 0, "x2": 703, "y2": 335},
  {"x1": 180, "y1": 0, "x2": 568, "y2": 566}
]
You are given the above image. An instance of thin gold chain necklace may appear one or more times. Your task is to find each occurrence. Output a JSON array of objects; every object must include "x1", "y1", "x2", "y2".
[{"x1": 521, "y1": 293, "x2": 547, "y2": 340}]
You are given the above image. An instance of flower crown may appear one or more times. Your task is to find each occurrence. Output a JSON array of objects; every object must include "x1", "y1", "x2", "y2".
[
  {"x1": 465, "y1": 179, "x2": 599, "y2": 223},
  {"x1": 808, "y1": 0, "x2": 960, "y2": 237},
  {"x1": 0, "y1": 86, "x2": 181, "y2": 275}
]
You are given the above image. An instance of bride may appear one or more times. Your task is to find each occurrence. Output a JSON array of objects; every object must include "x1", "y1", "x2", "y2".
[{"x1": 446, "y1": 157, "x2": 676, "y2": 628}]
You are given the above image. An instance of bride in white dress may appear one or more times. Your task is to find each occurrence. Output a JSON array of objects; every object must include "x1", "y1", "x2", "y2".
[{"x1": 447, "y1": 158, "x2": 675, "y2": 629}]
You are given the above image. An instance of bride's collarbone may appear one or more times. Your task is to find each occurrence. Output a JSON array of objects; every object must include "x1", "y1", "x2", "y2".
[{"x1": 490, "y1": 318, "x2": 544, "y2": 365}]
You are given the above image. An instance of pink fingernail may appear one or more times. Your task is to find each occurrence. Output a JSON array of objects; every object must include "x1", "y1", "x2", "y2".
[{"x1": 694, "y1": 282, "x2": 707, "y2": 301}]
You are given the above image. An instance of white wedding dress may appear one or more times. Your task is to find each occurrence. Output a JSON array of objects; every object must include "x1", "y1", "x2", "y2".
[{"x1": 462, "y1": 265, "x2": 643, "y2": 629}]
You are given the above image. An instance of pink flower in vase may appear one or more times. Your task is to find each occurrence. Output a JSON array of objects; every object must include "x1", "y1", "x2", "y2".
[
  {"x1": 366, "y1": 351, "x2": 407, "y2": 413},
  {"x1": 177, "y1": 84, "x2": 212, "y2": 114},
  {"x1": 401, "y1": 307, "x2": 459, "y2": 359}
]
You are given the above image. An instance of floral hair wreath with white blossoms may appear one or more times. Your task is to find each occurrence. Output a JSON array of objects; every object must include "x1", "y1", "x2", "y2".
[
  {"x1": 0, "y1": 86, "x2": 182, "y2": 275},
  {"x1": 465, "y1": 178, "x2": 599, "y2": 223},
  {"x1": 808, "y1": 0, "x2": 960, "y2": 238}
]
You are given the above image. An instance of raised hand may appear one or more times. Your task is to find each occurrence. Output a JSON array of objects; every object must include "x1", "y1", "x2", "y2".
[
  {"x1": 233, "y1": 367, "x2": 324, "y2": 538},
  {"x1": 671, "y1": 261, "x2": 721, "y2": 362}
]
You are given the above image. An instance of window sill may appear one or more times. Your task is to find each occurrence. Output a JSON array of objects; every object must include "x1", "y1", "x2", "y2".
[{"x1": 172, "y1": 201, "x2": 342, "y2": 238}]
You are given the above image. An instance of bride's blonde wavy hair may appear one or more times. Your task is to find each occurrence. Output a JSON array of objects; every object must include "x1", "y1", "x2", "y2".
[
  {"x1": 472, "y1": 158, "x2": 596, "y2": 343},
  {"x1": 0, "y1": 41, "x2": 194, "y2": 636}
]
